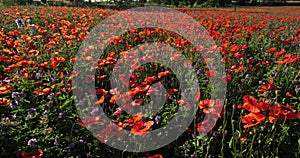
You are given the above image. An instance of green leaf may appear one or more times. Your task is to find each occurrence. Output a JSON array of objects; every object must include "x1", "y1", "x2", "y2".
[{"x1": 229, "y1": 137, "x2": 233, "y2": 149}]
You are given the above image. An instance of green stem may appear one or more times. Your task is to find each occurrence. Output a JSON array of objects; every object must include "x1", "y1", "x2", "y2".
[
  {"x1": 194, "y1": 114, "x2": 198, "y2": 158},
  {"x1": 221, "y1": 99, "x2": 227, "y2": 158},
  {"x1": 205, "y1": 137, "x2": 213, "y2": 158},
  {"x1": 249, "y1": 131, "x2": 257, "y2": 158},
  {"x1": 231, "y1": 104, "x2": 237, "y2": 157}
]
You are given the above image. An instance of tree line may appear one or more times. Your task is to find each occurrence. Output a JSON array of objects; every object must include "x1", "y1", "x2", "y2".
[{"x1": 9, "y1": 0, "x2": 289, "y2": 7}]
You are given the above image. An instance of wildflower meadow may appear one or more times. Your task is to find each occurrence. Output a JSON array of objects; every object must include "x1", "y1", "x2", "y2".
[{"x1": 0, "y1": 4, "x2": 300, "y2": 158}]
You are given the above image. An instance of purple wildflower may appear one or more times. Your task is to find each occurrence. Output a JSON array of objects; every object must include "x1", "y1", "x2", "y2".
[
  {"x1": 79, "y1": 100, "x2": 84, "y2": 105},
  {"x1": 58, "y1": 112, "x2": 63, "y2": 118},
  {"x1": 213, "y1": 131, "x2": 219, "y2": 137},
  {"x1": 28, "y1": 108, "x2": 36, "y2": 116},
  {"x1": 181, "y1": 92, "x2": 185, "y2": 96},
  {"x1": 16, "y1": 70, "x2": 23, "y2": 75},
  {"x1": 191, "y1": 87, "x2": 197, "y2": 92},
  {"x1": 204, "y1": 80, "x2": 209, "y2": 84},
  {"x1": 15, "y1": 18, "x2": 25, "y2": 29},
  {"x1": 47, "y1": 76, "x2": 56, "y2": 82},
  {"x1": 27, "y1": 138, "x2": 37, "y2": 147},
  {"x1": 191, "y1": 153, "x2": 196, "y2": 158},
  {"x1": 42, "y1": 110, "x2": 48, "y2": 116},
  {"x1": 90, "y1": 107, "x2": 99, "y2": 114},
  {"x1": 9, "y1": 100, "x2": 18, "y2": 108},
  {"x1": 11, "y1": 92, "x2": 20, "y2": 98},
  {"x1": 48, "y1": 101, "x2": 53, "y2": 107},
  {"x1": 54, "y1": 138, "x2": 58, "y2": 145},
  {"x1": 69, "y1": 142, "x2": 75, "y2": 149},
  {"x1": 295, "y1": 85, "x2": 300, "y2": 92},
  {"x1": 241, "y1": 79, "x2": 245, "y2": 83},
  {"x1": 197, "y1": 69, "x2": 202, "y2": 74},
  {"x1": 235, "y1": 135, "x2": 239, "y2": 140},
  {"x1": 155, "y1": 115, "x2": 161, "y2": 124},
  {"x1": 47, "y1": 92, "x2": 55, "y2": 99},
  {"x1": 2, "y1": 79, "x2": 9, "y2": 84},
  {"x1": 2, "y1": 126, "x2": 11, "y2": 133}
]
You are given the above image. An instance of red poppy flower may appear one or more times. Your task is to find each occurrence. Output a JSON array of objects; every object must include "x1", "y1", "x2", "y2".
[
  {"x1": 132, "y1": 98, "x2": 144, "y2": 106},
  {"x1": 122, "y1": 113, "x2": 154, "y2": 136},
  {"x1": 28, "y1": 50, "x2": 39, "y2": 56},
  {"x1": 109, "y1": 95, "x2": 117, "y2": 103},
  {"x1": 196, "y1": 119, "x2": 215, "y2": 133},
  {"x1": 94, "y1": 88, "x2": 107, "y2": 96},
  {"x1": 131, "y1": 121, "x2": 154, "y2": 136},
  {"x1": 97, "y1": 75, "x2": 107, "y2": 79},
  {"x1": 240, "y1": 136, "x2": 246, "y2": 143},
  {"x1": 42, "y1": 88, "x2": 51, "y2": 95},
  {"x1": 242, "y1": 95, "x2": 261, "y2": 113},
  {"x1": 79, "y1": 120, "x2": 86, "y2": 128},
  {"x1": 275, "y1": 54, "x2": 299, "y2": 64},
  {"x1": 269, "y1": 103, "x2": 300, "y2": 123},
  {"x1": 221, "y1": 57, "x2": 230, "y2": 63},
  {"x1": 38, "y1": 62, "x2": 48, "y2": 68},
  {"x1": 119, "y1": 74, "x2": 133, "y2": 85},
  {"x1": 205, "y1": 70, "x2": 217, "y2": 78},
  {"x1": 0, "y1": 98, "x2": 10, "y2": 106},
  {"x1": 203, "y1": 58, "x2": 212, "y2": 63},
  {"x1": 198, "y1": 100, "x2": 213, "y2": 114},
  {"x1": 95, "y1": 96, "x2": 105, "y2": 105},
  {"x1": 235, "y1": 64, "x2": 245, "y2": 72},
  {"x1": 127, "y1": 88, "x2": 140, "y2": 98},
  {"x1": 80, "y1": 116, "x2": 104, "y2": 128},
  {"x1": 258, "y1": 78, "x2": 278, "y2": 94},
  {"x1": 242, "y1": 112, "x2": 266, "y2": 128},
  {"x1": 222, "y1": 74, "x2": 232, "y2": 83},
  {"x1": 144, "y1": 154, "x2": 163, "y2": 158},
  {"x1": 137, "y1": 83, "x2": 151, "y2": 92},
  {"x1": 194, "y1": 90, "x2": 201, "y2": 103},
  {"x1": 21, "y1": 149, "x2": 43, "y2": 158},
  {"x1": 238, "y1": 95, "x2": 269, "y2": 112},
  {"x1": 145, "y1": 76, "x2": 157, "y2": 83},
  {"x1": 234, "y1": 52, "x2": 244, "y2": 58},
  {"x1": 158, "y1": 71, "x2": 171, "y2": 78},
  {"x1": 198, "y1": 99, "x2": 223, "y2": 118},
  {"x1": 274, "y1": 49, "x2": 286, "y2": 57},
  {"x1": 112, "y1": 108, "x2": 122, "y2": 116},
  {"x1": 12, "y1": 55, "x2": 21, "y2": 61},
  {"x1": 166, "y1": 88, "x2": 178, "y2": 98},
  {"x1": 177, "y1": 100, "x2": 192, "y2": 109},
  {"x1": 286, "y1": 92, "x2": 293, "y2": 98},
  {"x1": 230, "y1": 44, "x2": 239, "y2": 53},
  {"x1": 16, "y1": 60, "x2": 28, "y2": 67},
  {"x1": 97, "y1": 124, "x2": 123, "y2": 143},
  {"x1": 0, "y1": 85, "x2": 12, "y2": 95},
  {"x1": 70, "y1": 57, "x2": 77, "y2": 63},
  {"x1": 266, "y1": 47, "x2": 277, "y2": 53}
]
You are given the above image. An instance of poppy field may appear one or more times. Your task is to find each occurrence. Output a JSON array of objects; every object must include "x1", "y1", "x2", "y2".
[{"x1": 0, "y1": 6, "x2": 300, "y2": 158}]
